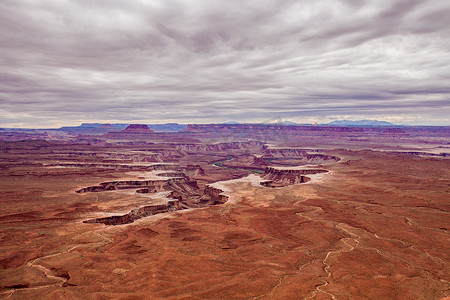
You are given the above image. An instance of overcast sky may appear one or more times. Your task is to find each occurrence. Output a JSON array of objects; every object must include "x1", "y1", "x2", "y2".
[{"x1": 1, "y1": 0, "x2": 449, "y2": 127}]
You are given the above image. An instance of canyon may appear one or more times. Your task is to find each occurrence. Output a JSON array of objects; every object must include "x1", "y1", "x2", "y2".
[{"x1": 0, "y1": 124, "x2": 449, "y2": 299}]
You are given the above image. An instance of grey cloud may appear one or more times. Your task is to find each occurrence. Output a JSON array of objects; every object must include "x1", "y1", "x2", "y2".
[{"x1": 0, "y1": 0, "x2": 449, "y2": 127}]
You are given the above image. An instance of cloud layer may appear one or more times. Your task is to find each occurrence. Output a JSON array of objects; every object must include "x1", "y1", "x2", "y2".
[{"x1": 1, "y1": 0, "x2": 449, "y2": 127}]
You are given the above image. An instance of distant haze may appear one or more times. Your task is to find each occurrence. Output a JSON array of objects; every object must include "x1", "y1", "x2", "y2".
[{"x1": 1, "y1": 0, "x2": 449, "y2": 128}]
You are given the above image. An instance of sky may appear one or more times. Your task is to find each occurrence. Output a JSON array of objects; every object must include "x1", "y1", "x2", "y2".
[{"x1": 1, "y1": 0, "x2": 449, "y2": 128}]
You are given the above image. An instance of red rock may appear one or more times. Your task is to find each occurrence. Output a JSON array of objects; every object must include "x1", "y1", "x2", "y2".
[{"x1": 121, "y1": 124, "x2": 154, "y2": 133}]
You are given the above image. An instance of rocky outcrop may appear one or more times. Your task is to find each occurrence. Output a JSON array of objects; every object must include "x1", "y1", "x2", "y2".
[
  {"x1": 260, "y1": 176, "x2": 310, "y2": 188},
  {"x1": 264, "y1": 167, "x2": 328, "y2": 176},
  {"x1": 263, "y1": 149, "x2": 340, "y2": 163},
  {"x1": 180, "y1": 165, "x2": 206, "y2": 177},
  {"x1": 202, "y1": 186, "x2": 229, "y2": 204},
  {"x1": 262, "y1": 167, "x2": 328, "y2": 187},
  {"x1": 259, "y1": 180, "x2": 274, "y2": 187},
  {"x1": 81, "y1": 179, "x2": 227, "y2": 225},
  {"x1": 121, "y1": 124, "x2": 154, "y2": 133},
  {"x1": 102, "y1": 124, "x2": 157, "y2": 140},
  {"x1": 392, "y1": 151, "x2": 449, "y2": 158},
  {"x1": 39, "y1": 151, "x2": 163, "y2": 163},
  {"x1": 251, "y1": 156, "x2": 268, "y2": 166},
  {"x1": 302, "y1": 153, "x2": 341, "y2": 163},
  {"x1": 263, "y1": 149, "x2": 308, "y2": 158},
  {"x1": 83, "y1": 200, "x2": 182, "y2": 225},
  {"x1": 49, "y1": 163, "x2": 174, "y2": 171},
  {"x1": 156, "y1": 172, "x2": 187, "y2": 178},
  {"x1": 77, "y1": 177, "x2": 199, "y2": 194},
  {"x1": 77, "y1": 184, "x2": 118, "y2": 193}
]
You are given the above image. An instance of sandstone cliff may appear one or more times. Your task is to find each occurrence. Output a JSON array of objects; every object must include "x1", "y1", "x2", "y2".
[
  {"x1": 262, "y1": 167, "x2": 328, "y2": 187},
  {"x1": 201, "y1": 186, "x2": 229, "y2": 205},
  {"x1": 262, "y1": 149, "x2": 340, "y2": 163},
  {"x1": 83, "y1": 201, "x2": 182, "y2": 225},
  {"x1": 180, "y1": 165, "x2": 206, "y2": 177},
  {"x1": 121, "y1": 124, "x2": 154, "y2": 133}
]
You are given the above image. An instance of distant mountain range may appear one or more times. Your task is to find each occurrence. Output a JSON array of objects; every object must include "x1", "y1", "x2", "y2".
[
  {"x1": 274, "y1": 121, "x2": 299, "y2": 126},
  {"x1": 147, "y1": 123, "x2": 187, "y2": 132},
  {"x1": 223, "y1": 121, "x2": 303, "y2": 126},
  {"x1": 326, "y1": 120, "x2": 395, "y2": 126},
  {"x1": 52, "y1": 120, "x2": 396, "y2": 134},
  {"x1": 223, "y1": 120, "x2": 395, "y2": 126},
  {"x1": 58, "y1": 123, "x2": 187, "y2": 133}
]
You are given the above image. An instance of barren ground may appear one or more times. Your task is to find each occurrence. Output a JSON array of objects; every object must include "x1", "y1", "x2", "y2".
[{"x1": 0, "y1": 128, "x2": 449, "y2": 299}]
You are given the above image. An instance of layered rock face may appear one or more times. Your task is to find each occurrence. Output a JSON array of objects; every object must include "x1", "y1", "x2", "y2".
[
  {"x1": 76, "y1": 178, "x2": 188, "y2": 193},
  {"x1": 78, "y1": 168, "x2": 229, "y2": 225},
  {"x1": 262, "y1": 167, "x2": 328, "y2": 187},
  {"x1": 181, "y1": 165, "x2": 206, "y2": 176},
  {"x1": 81, "y1": 182, "x2": 229, "y2": 225},
  {"x1": 262, "y1": 149, "x2": 341, "y2": 164},
  {"x1": 251, "y1": 156, "x2": 268, "y2": 167},
  {"x1": 136, "y1": 179, "x2": 200, "y2": 196},
  {"x1": 103, "y1": 124, "x2": 156, "y2": 140},
  {"x1": 121, "y1": 124, "x2": 154, "y2": 133},
  {"x1": 202, "y1": 186, "x2": 228, "y2": 204},
  {"x1": 83, "y1": 201, "x2": 182, "y2": 225},
  {"x1": 263, "y1": 148, "x2": 308, "y2": 157},
  {"x1": 264, "y1": 167, "x2": 328, "y2": 176}
]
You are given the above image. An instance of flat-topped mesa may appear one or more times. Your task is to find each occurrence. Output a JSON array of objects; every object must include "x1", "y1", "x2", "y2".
[
  {"x1": 263, "y1": 149, "x2": 340, "y2": 162},
  {"x1": 45, "y1": 162, "x2": 172, "y2": 171},
  {"x1": 83, "y1": 200, "x2": 182, "y2": 226},
  {"x1": 262, "y1": 167, "x2": 328, "y2": 187},
  {"x1": 76, "y1": 177, "x2": 189, "y2": 193},
  {"x1": 52, "y1": 163, "x2": 174, "y2": 171},
  {"x1": 263, "y1": 148, "x2": 308, "y2": 158},
  {"x1": 135, "y1": 178, "x2": 200, "y2": 195},
  {"x1": 81, "y1": 182, "x2": 227, "y2": 225},
  {"x1": 121, "y1": 124, "x2": 154, "y2": 133},
  {"x1": 264, "y1": 167, "x2": 328, "y2": 176}
]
